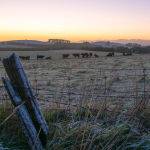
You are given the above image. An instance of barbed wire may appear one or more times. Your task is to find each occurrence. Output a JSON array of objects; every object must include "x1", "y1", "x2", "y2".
[{"x1": 0, "y1": 59, "x2": 150, "y2": 109}]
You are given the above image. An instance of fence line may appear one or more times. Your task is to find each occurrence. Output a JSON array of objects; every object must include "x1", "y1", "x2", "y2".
[{"x1": 0, "y1": 63, "x2": 150, "y2": 109}]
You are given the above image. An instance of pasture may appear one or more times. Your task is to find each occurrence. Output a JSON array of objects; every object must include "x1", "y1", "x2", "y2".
[{"x1": 0, "y1": 50, "x2": 150, "y2": 149}]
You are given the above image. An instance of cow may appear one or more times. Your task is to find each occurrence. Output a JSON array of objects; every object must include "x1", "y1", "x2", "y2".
[
  {"x1": 89, "y1": 53, "x2": 93, "y2": 58},
  {"x1": 62, "y1": 54, "x2": 69, "y2": 59},
  {"x1": 81, "y1": 53, "x2": 89, "y2": 58},
  {"x1": 37, "y1": 55, "x2": 45, "y2": 60},
  {"x1": 19, "y1": 56, "x2": 30, "y2": 60},
  {"x1": 94, "y1": 54, "x2": 99, "y2": 58},
  {"x1": 73, "y1": 53, "x2": 80, "y2": 58},
  {"x1": 106, "y1": 52, "x2": 114, "y2": 57},
  {"x1": 81, "y1": 53, "x2": 85, "y2": 58},
  {"x1": 85, "y1": 53, "x2": 90, "y2": 58},
  {"x1": 45, "y1": 56, "x2": 51, "y2": 60}
]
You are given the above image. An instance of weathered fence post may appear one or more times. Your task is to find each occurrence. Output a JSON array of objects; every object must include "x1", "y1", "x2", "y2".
[
  {"x1": 2, "y1": 78, "x2": 43, "y2": 150},
  {"x1": 2, "y1": 53, "x2": 49, "y2": 149}
]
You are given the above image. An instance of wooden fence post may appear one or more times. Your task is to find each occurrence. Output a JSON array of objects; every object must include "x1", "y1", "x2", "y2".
[
  {"x1": 2, "y1": 53, "x2": 49, "y2": 149},
  {"x1": 2, "y1": 78, "x2": 43, "y2": 150}
]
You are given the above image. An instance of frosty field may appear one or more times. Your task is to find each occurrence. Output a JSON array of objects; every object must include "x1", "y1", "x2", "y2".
[
  {"x1": 0, "y1": 50, "x2": 150, "y2": 150},
  {"x1": 0, "y1": 50, "x2": 150, "y2": 110}
]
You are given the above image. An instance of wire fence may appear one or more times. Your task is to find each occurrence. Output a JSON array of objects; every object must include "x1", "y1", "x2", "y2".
[{"x1": 0, "y1": 58, "x2": 150, "y2": 110}]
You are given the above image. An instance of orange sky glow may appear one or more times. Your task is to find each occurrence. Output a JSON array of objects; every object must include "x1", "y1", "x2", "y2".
[{"x1": 0, "y1": 0, "x2": 150, "y2": 42}]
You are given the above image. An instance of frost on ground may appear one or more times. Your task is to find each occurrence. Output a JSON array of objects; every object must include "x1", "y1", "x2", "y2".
[
  {"x1": 0, "y1": 51, "x2": 150, "y2": 150},
  {"x1": 0, "y1": 51, "x2": 150, "y2": 109}
]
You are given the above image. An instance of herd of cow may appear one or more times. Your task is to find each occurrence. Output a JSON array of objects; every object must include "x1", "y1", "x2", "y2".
[
  {"x1": 62, "y1": 52, "x2": 132, "y2": 59},
  {"x1": 62, "y1": 53, "x2": 99, "y2": 59},
  {"x1": 19, "y1": 55, "x2": 51, "y2": 60},
  {"x1": 0, "y1": 51, "x2": 133, "y2": 61},
  {"x1": 106, "y1": 52, "x2": 132, "y2": 57},
  {"x1": 18, "y1": 53, "x2": 99, "y2": 60}
]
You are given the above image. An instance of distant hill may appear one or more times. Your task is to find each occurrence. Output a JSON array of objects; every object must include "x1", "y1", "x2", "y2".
[
  {"x1": 92, "y1": 41, "x2": 124, "y2": 48},
  {"x1": 0, "y1": 40, "x2": 83, "y2": 51},
  {"x1": 8, "y1": 40, "x2": 46, "y2": 45},
  {"x1": 0, "y1": 40, "x2": 48, "y2": 48},
  {"x1": 113, "y1": 39, "x2": 150, "y2": 46},
  {"x1": 0, "y1": 39, "x2": 148, "y2": 51}
]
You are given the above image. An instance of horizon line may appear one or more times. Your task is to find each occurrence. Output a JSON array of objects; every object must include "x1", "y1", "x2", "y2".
[{"x1": 1, "y1": 38, "x2": 150, "y2": 43}]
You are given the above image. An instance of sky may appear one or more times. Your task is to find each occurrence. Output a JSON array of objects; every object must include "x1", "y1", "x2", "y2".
[{"x1": 0, "y1": 0, "x2": 150, "y2": 41}]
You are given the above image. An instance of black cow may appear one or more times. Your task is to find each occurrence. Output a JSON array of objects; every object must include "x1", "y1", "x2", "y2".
[
  {"x1": 85, "y1": 53, "x2": 90, "y2": 58},
  {"x1": 94, "y1": 54, "x2": 99, "y2": 58},
  {"x1": 81, "y1": 53, "x2": 85, "y2": 58},
  {"x1": 73, "y1": 53, "x2": 80, "y2": 58},
  {"x1": 89, "y1": 53, "x2": 93, "y2": 58},
  {"x1": 62, "y1": 54, "x2": 69, "y2": 59},
  {"x1": 106, "y1": 52, "x2": 114, "y2": 57},
  {"x1": 37, "y1": 55, "x2": 45, "y2": 60},
  {"x1": 19, "y1": 56, "x2": 30, "y2": 60},
  {"x1": 81, "y1": 53, "x2": 89, "y2": 58},
  {"x1": 45, "y1": 56, "x2": 51, "y2": 60}
]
